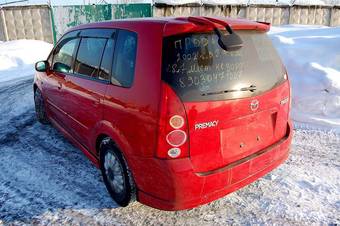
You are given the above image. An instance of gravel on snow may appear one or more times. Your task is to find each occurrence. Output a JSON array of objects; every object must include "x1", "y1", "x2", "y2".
[{"x1": 0, "y1": 78, "x2": 339, "y2": 225}]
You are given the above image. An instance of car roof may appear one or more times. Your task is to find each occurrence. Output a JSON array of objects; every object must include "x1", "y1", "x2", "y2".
[{"x1": 68, "y1": 17, "x2": 270, "y2": 37}]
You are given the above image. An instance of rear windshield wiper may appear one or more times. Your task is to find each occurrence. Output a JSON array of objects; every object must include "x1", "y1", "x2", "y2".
[
  {"x1": 240, "y1": 85, "x2": 257, "y2": 92},
  {"x1": 201, "y1": 85, "x2": 257, "y2": 96}
]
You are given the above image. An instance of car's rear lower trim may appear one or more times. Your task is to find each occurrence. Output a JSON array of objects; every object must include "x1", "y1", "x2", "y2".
[
  {"x1": 196, "y1": 123, "x2": 292, "y2": 176},
  {"x1": 137, "y1": 121, "x2": 293, "y2": 211},
  {"x1": 138, "y1": 150, "x2": 289, "y2": 211}
]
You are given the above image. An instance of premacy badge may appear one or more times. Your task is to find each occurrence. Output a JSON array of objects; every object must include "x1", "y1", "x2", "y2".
[{"x1": 195, "y1": 120, "x2": 219, "y2": 130}]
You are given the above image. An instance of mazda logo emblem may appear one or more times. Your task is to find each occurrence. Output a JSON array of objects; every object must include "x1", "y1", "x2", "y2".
[{"x1": 250, "y1": 99, "x2": 259, "y2": 111}]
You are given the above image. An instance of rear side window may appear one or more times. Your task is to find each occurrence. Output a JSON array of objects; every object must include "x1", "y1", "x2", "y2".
[
  {"x1": 111, "y1": 30, "x2": 137, "y2": 87},
  {"x1": 162, "y1": 30, "x2": 285, "y2": 102},
  {"x1": 99, "y1": 39, "x2": 114, "y2": 81},
  {"x1": 52, "y1": 38, "x2": 79, "y2": 73},
  {"x1": 74, "y1": 38, "x2": 107, "y2": 77}
]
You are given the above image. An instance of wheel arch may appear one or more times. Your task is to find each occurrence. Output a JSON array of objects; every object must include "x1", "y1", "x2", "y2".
[
  {"x1": 92, "y1": 121, "x2": 134, "y2": 167},
  {"x1": 95, "y1": 133, "x2": 110, "y2": 156},
  {"x1": 95, "y1": 128, "x2": 138, "y2": 197}
]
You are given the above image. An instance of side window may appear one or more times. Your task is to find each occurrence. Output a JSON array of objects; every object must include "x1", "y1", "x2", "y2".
[
  {"x1": 74, "y1": 38, "x2": 106, "y2": 77},
  {"x1": 112, "y1": 30, "x2": 137, "y2": 87},
  {"x1": 52, "y1": 38, "x2": 79, "y2": 73},
  {"x1": 98, "y1": 39, "x2": 114, "y2": 81}
]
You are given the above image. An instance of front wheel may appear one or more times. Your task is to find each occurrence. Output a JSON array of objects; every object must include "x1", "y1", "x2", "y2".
[
  {"x1": 34, "y1": 88, "x2": 49, "y2": 124},
  {"x1": 100, "y1": 138, "x2": 136, "y2": 207}
]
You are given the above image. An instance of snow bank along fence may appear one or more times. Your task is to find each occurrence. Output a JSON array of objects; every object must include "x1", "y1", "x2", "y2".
[
  {"x1": 154, "y1": 4, "x2": 340, "y2": 27},
  {"x1": 0, "y1": 3, "x2": 339, "y2": 44},
  {"x1": 0, "y1": 3, "x2": 152, "y2": 44}
]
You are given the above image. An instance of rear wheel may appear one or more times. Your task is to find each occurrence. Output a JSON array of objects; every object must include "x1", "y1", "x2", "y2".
[
  {"x1": 34, "y1": 88, "x2": 49, "y2": 124},
  {"x1": 100, "y1": 138, "x2": 136, "y2": 207}
]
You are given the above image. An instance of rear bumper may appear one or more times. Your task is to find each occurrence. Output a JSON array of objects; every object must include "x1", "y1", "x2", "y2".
[{"x1": 135, "y1": 122, "x2": 293, "y2": 211}]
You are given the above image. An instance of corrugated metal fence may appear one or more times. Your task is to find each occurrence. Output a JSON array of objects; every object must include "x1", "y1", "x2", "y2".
[
  {"x1": 0, "y1": 3, "x2": 339, "y2": 44},
  {"x1": 154, "y1": 4, "x2": 340, "y2": 26}
]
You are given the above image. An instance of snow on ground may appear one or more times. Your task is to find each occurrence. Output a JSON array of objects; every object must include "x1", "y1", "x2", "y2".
[
  {"x1": 269, "y1": 25, "x2": 340, "y2": 132},
  {"x1": 0, "y1": 40, "x2": 52, "y2": 83},
  {"x1": 0, "y1": 29, "x2": 339, "y2": 225},
  {"x1": 0, "y1": 80, "x2": 339, "y2": 225},
  {"x1": 0, "y1": 76, "x2": 339, "y2": 225}
]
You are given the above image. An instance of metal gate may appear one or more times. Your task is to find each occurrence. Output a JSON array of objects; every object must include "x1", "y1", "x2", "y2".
[{"x1": 52, "y1": 3, "x2": 152, "y2": 40}]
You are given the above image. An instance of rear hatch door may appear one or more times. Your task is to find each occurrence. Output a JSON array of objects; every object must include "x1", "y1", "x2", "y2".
[{"x1": 162, "y1": 30, "x2": 290, "y2": 172}]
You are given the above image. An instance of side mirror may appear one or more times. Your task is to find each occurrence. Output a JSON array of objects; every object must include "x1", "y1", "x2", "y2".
[
  {"x1": 53, "y1": 62, "x2": 71, "y2": 73},
  {"x1": 35, "y1": 61, "x2": 48, "y2": 72}
]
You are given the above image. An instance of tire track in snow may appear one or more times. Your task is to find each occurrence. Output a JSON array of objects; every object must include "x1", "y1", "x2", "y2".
[
  {"x1": 0, "y1": 111, "x2": 35, "y2": 145},
  {"x1": 0, "y1": 78, "x2": 118, "y2": 224}
]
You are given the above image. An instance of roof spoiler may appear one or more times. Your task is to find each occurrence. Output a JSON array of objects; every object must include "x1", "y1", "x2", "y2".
[{"x1": 187, "y1": 16, "x2": 243, "y2": 51}]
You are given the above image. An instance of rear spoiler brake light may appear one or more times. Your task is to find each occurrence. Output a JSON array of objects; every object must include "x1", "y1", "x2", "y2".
[{"x1": 256, "y1": 21, "x2": 271, "y2": 31}]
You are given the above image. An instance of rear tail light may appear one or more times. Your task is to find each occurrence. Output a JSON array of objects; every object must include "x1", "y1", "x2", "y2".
[
  {"x1": 168, "y1": 148, "x2": 181, "y2": 158},
  {"x1": 156, "y1": 82, "x2": 189, "y2": 159},
  {"x1": 283, "y1": 73, "x2": 288, "y2": 80},
  {"x1": 169, "y1": 115, "x2": 184, "y2": 129},
  {"x1": 166, "y1": 130, "x2": 187, "y2": 147},
  {"x1": 289, "y1": 82, "x2": 292, "y2": 111},
  {"x1": 283, "y1": 69, "x2": 292, "y2": 111},
  {"x1": 285, "y1": 72, "x2": 292, "y2": 111}
]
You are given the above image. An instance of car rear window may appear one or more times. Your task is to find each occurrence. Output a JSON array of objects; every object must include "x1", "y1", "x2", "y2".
[{"x1": 162, "y1": 30, "x2": 285, "y2": 102}]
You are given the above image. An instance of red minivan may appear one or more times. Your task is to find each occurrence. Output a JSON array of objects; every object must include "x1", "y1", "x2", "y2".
[{"x1": 33, "y1": 16, "x2": 292, "y2": 210}]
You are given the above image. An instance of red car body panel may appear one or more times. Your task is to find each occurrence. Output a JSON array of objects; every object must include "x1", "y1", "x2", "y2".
[
  {"x1": 34, "y1": 17, "x2": 293, "y2": 210},
  {"x1": 186, "y1": 81, "x2": 290, "y2": 173}
]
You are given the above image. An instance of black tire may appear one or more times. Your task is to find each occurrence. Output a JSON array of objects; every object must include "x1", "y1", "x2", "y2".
[
  {"x1": 34, "y1": 88, "x2": 49, "y2": 124},
  {"x1": 100, "y1": 138, "x2": 136, "y2": 207}
]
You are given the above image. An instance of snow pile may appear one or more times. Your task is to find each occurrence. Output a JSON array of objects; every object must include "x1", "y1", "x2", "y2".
[
  {"x1": 269, "y1": 25, "x2": 340, "y2": 131},
  {"x1": 0, "y1": 40, "x2": 52, "y2": 83}
]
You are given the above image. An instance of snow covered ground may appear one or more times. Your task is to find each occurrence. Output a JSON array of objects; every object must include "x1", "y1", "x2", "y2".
[
  {"x1": 269, "y1": 25, "x2": 340, "y2": 132},
  {"x1": 0, "y1": 80, "x2": 338, "y2": 224},
  {"x1": 0, "y1": 25, "x2": 339, "y2": 225},
  {"x1": 0, "y1": 40, "x2": 52, "y2": 83}
]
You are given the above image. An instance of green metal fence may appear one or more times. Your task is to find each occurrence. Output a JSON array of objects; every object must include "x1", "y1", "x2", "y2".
[
  {"x1": 113, "y1": 3, "x2": 152, "y2": 19},
  {"x1": 52, "y1": 3, "x2": 152, "y2": 42}
]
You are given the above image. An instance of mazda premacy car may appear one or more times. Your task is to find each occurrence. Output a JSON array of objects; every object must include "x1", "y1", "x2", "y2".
[{"x1": 33, "y1": 16, "x2": 292, "y2": 210}]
